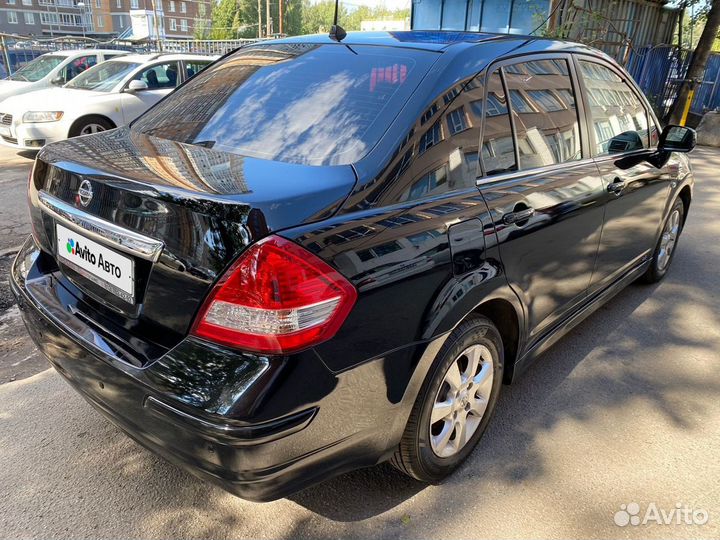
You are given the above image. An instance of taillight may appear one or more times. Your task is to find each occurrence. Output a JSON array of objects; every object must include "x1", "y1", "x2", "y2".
[{"x1": 191, "y1": 235, "x2": 357, "y2": 355}]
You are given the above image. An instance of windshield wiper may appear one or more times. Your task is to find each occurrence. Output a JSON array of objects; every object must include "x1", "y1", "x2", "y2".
[{"x1": 10, "y1": 74, "x2": 29, "y2": 82}]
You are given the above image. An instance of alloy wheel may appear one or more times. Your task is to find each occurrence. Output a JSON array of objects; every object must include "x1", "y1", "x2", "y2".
[
  {"x1": 430, "y1": 344, "x2": 494, "y2": 458},
  {"x1": 657, "y1": 208, "x2": 681, "y2": 271},
  {"x1": 80, "y1": 124, "x2": 107, "y2": 135}
]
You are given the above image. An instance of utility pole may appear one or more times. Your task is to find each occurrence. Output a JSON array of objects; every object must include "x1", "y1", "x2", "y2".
[
  {"x1": 258, "y1": 0, "x2": 262, "y2": 37},
  {"x1": 150, "y1": 0, "x2": 162, "y2": 51},
  {"x1": 266, "y1": 0, "x2": 271, "y2": 36},
  {"x1": 278, "y1": 0, "x2": 282, "y2": 35}
]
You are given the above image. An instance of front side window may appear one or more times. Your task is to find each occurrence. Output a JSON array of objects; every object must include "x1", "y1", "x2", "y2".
[
  {"x1": 481, "y1": 69, "x2": 516, "y2": 176},
  {"x1": 133, "y1": 62, "x2": 180, "y2": 89},
  {"x1": 578, "y1": 59, "x2": 650, "y2": 156},
  {"x1": 503, "y1": 58, "x2": 581, "y2": 168}
]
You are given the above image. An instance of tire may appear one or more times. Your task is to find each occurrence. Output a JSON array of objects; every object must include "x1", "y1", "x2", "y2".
[
  {"x1": 69, "y1": 116, "x2": 114, "y2": 138},
  {"x1": 640, "y1": 198, "x2": 685, "y2": 284},
  {"x1": 391, "y1": 315, "x2": 504, "y2": 483}
]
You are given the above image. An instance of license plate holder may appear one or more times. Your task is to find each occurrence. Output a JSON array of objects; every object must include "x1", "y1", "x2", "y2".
[{"x1": 56, "y1": 223, "x2": 135, "y2": 304}]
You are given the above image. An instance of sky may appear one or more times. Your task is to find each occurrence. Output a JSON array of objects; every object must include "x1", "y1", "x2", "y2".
[{"x1": 323, "y1": 0, "x2": 412, "y2": 11}]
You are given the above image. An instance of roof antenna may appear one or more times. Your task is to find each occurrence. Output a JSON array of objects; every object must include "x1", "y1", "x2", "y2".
[{"x1": 329, "y1": 0, "x2": 347, "y2": 42}]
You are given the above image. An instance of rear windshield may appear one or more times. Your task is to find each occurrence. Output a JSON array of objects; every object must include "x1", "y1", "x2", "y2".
[{"x1": 131, "y1": 43, "x2": 437, "y2": 166}]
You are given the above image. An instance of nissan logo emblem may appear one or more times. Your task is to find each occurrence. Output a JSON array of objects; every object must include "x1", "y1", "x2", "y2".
[{"x1": 77, "y1": 180, "x2": 93, "y2": 207}]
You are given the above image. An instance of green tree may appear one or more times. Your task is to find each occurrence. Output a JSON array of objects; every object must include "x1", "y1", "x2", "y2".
[
  {"x1": 209, "y1": 0, "x2": 240, "y2": 39},
  {"x1": 301, "y1": 0, "x2": 345, "y2": 35}
]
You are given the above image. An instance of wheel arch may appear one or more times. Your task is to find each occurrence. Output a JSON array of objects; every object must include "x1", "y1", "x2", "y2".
[
  {"x1": 470, "y1": 298, "x2": 521, "y2": 384},
  {"x1": 68, "y1": 114, "x2": 117, "y2": 138}
]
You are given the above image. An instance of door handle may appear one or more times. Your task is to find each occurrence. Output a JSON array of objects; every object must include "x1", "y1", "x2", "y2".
[
  {"x1": 607, "y1": 177, "x2": 627, "y2": 194},
  {"x1": 502, "y1": 207, "x2": 535, "y2": 225}
]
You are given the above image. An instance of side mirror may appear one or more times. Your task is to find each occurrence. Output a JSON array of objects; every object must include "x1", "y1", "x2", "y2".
[
  {"x1": 658, "y1": 125, "x2": 696, "y2": 153},
  {"x1": 125, "y1": 79, "x2": 148, "y2": 93},
  {"x1": 50, "y1": 76, "x2": 65, "y2": 86}
]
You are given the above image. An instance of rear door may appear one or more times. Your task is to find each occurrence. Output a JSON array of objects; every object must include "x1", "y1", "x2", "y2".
[
  {"x1": 120, "y1": 61, "x2": 180, "y2": 123},
  {"x1": 478, "y1": 56, "x2": 606, "y2": 344},
  {"x1": 574, "y1": 57, "x2": 671, "y2": 291}
]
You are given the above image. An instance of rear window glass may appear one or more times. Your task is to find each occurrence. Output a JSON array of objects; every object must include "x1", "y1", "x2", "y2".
[{"x1": 131, "y1": 43, "x2": 437, "y2": 166}]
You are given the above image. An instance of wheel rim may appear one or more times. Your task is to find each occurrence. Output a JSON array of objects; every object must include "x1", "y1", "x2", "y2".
[
  {"x1": 430, "y1": 344, "x2": 494, "y2": 458},
  {"x1": 657, "y1": 208, "x2": 681, "y2": 271},
  {"x1": 80, "y1": 123, "x2": 106, "y2": 135}
]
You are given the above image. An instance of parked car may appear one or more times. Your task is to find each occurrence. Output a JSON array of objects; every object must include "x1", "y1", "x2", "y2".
[
  {"x1": 0, "y1": 53, "x2": 216, "y2": 150},
  {"x1": 11, "y1": 32, "x2": 696, "y2": 502},
  {"x1": 0, "y1": 49, "x2": 127, "y2": 105}
]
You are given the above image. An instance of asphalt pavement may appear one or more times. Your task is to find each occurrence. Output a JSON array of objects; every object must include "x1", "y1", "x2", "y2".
[{"x1": 0, "y1": 144, "x2": 718, "y2": 539}]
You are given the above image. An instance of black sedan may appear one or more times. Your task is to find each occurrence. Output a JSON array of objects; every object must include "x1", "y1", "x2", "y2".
[{"x1": 11, "y1": 31, "x2": 695, "y2": 501}]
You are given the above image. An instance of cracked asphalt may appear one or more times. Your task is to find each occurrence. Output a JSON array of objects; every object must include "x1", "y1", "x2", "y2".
[{"x1": 0, "y1": 144, "x2": 718, "y2": 539}]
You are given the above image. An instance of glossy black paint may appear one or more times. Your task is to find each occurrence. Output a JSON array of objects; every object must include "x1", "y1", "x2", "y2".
[{"x1": 11, "y1": 31, "x2": 694, "y2": 501}]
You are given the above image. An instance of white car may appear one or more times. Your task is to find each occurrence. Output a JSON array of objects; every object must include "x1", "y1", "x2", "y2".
[
  {"x1": 0, "y1": 49, "x2": 127, "y2": 104},
  {"x1": 0, "y1": 53, "x2": 215, "y2": 150}
]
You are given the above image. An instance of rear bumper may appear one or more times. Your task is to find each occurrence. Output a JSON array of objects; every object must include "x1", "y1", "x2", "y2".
[{"x1": 10, "y1": 237, "x2": 405, "y2": 501}]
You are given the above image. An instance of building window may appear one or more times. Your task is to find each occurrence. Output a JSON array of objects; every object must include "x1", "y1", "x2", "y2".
[
  {"x1": 420, "y1": 103, "x2": 438, "y2": 125},
  {"x1": 447, "y1": 107, "x2": 468, "y2": 135},
  {"x1": 96, "y1": 15, "x2": 103, "y2": 26},
  {"x1": 168, "y1": 0, "x2": 174, "y2": 10},
  {"x1": 413, "y1": 0, "x2": 550, "y2": 35},
  {"x1": 527, "y1": 90, "x2": 565, "y2": 112},
  {"x1": 169, "y1": 17, "x2": 176, "y2": 30},
  {"x1": 419, "y1": 120, "x2": 442, "y2": 154},
  {"x1": 21, "y1": 0, "x2": 31, "y2": 5},
  {"x1": 7, "y1": 0, "x2": 16, "y2": 5},
  {"x1": 95, "y1": 0, "x2": 100, "y2": 6},
  {"x1": 116, "y1": 0, "x2": 121, "y2": 7},
  {"x1": 130, "y1": 0, "x2": 138, "y2": 8},
  {"x1": 23, "y1": 11, "x2": 34, "y2": 23},
  {"x1": 180, "y1": 0, "x2": 185, "y2": 12},
  {"x1": 509, "y1": 90, "x2": 534, "y2": 113},
  {"x1": 198, "y1": 2, "x2": 205, "y2": 15},
  {"x1": 7, "y1": 10, "x2": 18, "y2": 23},
  {"x1": 404, "y1": 165, "x2": 448, "y2": 201},
  {"x1": 180, "y1": 18, "x2": 187, "y2": 30},
  {"x1": 443, "y1": 87, "x2": 459, "y2": 104},
  {"x1": 40, "y1": 11, "x2": 58, "y2": 23}
]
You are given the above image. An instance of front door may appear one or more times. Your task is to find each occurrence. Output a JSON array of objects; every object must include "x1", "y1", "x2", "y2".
[
  {"x1": 575, "y1": 58, "x2": 672, "y2": 290},
  {"x1": 478, "y1": 58, "x2": 606, "y2": 344},
  {"x1": 121, "y1": 62, "x2": 180, "y2": 124}
]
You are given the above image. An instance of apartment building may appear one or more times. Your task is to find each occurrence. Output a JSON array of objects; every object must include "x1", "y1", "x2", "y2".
[
  {"x1": 110, "y1": 0, "x2": 210, "y2": 38},
  {"x1": 0, "y1": 0, "x2": 210, "y2": 38}
]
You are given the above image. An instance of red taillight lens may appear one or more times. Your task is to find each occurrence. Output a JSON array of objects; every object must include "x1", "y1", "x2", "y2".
[{"x1": 191, "y1": 235, "x2": 357, "y2": 355}]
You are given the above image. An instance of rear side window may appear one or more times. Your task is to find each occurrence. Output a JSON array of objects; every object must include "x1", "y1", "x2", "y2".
[
  {"x1": 503, "y1": 59, "x2": 582, "y2": 168},
  {"x1": 132, "y1": 43, "x2": 437, "y2": 166},
  {"x1": 578, "y1": 60, "x2": 650, "y2": 156},
  {"x1": 481, "y1": 69, "x2": 516, "y2": 176}
]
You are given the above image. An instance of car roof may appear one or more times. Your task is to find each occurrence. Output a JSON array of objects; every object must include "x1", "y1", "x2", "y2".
[
  {"x1": 268, "y1": 30, "x2": 603, "y2": 56},
  {"x1": 43, "y1": 49, "x2": 129, "y2": 57},
  {"x1": 110, "y1": 53, "x2": 216, "y2": 64}
]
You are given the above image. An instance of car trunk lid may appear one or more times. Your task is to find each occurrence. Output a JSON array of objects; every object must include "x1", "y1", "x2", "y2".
[{"x1": 28, "y1": 128, "x2": 357, "y2": 359}]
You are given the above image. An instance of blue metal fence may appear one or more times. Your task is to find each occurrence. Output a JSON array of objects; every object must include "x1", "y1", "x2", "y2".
[{"x1": 627, "y1": 44, "x2": 720, "y2": 120}]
